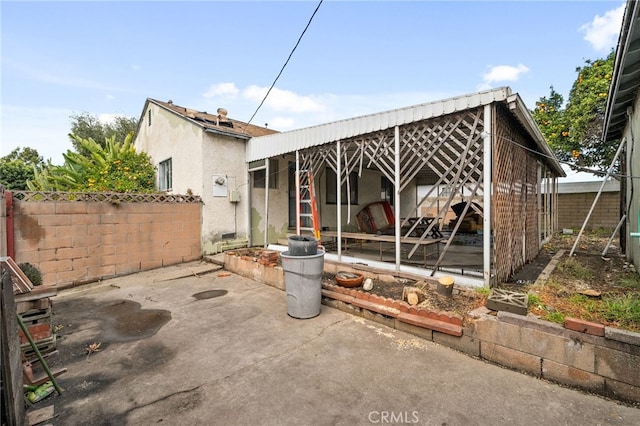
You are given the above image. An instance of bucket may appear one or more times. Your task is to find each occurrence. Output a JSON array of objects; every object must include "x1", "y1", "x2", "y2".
[
  {"x1": 280, "y1": 250, "x2": 325, "y2": 318},
  {"x1": 437, "y1": 276, "x2": 455, "y2": 297},
  {"x1": 287, "y1": 235, "x2": 318, "y2": 256}
]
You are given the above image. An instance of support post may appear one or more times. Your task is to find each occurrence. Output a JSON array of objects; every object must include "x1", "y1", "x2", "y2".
[
  {"x1": 570, "y1": 138, "x2": 626, "y2": 256},
  {"x1": 482, "y1": 105, "x2": 492, "y2": 287},
  {"x1": 264, "y1": 159, "x2": 270, "y2": 248},
  {"x1": 394, "y1": 126, "x2": 401, "y2": 271},
  {"x1": 295, "y1": 151, "x2": 301, "y2": 236},
  {"x1": 337, "y1": 141, "x2": 342, "y2": 261}
]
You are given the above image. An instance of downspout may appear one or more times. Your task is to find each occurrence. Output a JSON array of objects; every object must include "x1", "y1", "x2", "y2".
[
  {"x1": 264, "y1": 159, "x2": 270, "y2": 248},
  {"x1": 394, "y1": 126, "x2": 401, "y2": 271},
  {"x1": 337, "y1": 141, "x2": 342, "y2": 261},
  {"x1": 6, "y1": 191, "x2": 14, "y2": 259},
  {"x1": 247, "y1": 169, "x2": 252, "y2": 246},
  {"x1": 482, "y1": 105, "x2": 492, "y2": 287}
]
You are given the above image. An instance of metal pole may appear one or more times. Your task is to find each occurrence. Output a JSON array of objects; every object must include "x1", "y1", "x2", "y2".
[
  {"x1": 394, "y1": 126, "x2": 401, "y2": 271},
  {"x1": 337, "y1": 141, "x2": 342, "y2": 261},
  {"x1": 482, "y1": 105, "x2": 492, "y2": 287},
  {"x1": 264, "y1": 159, "x2": 270, "y2": 248},
  {"x1": 295, "y1": 151, "x2": 301, "y2": 236},
  {"x1": 570, "y1": 138, "x2": 626, "y2": 256},
  {"x1": 602, "y1": 214, "x2": 627, "y2": 257}
]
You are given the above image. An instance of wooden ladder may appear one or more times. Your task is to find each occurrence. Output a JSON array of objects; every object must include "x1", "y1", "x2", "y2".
[{"x1": 296, "y1": 170, "x2": 320, "y2": 240}]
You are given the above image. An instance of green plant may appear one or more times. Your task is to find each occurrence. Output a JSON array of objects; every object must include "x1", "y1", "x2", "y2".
[
  {"x1": 617, "y1": 274, "x2": 640, "y2": 289},
  {"x1": 527, "y1": 293, "x2": 543, "y2": 309},
  {"x1": 545, "y1": 311, "x2": 566, "y2": 324},
  {"x1": 557, "y1": 257, "x2": 594, "y2": 280},
  {"x1": 476, "y1": 287, "x2": 491, "y2": 297},
  {"x1": 598, "y1": 294, "x2": 640, "y2": 329},
  {"x1": 18, "y1": 263, "x2": 42, "y2": 286}
]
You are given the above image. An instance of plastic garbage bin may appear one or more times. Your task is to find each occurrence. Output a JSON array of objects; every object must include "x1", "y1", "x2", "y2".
[{"x1": 280, "y1": 250, "x2": 325, "y2": 319}]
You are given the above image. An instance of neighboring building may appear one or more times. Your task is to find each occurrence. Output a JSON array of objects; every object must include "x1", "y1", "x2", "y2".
[
  {"x1": 603, "y1": 0, "x2": 640, "y2": 271},
  {"x1": 133, "y1": 99, "x2": 276, "y2": 254},
  {"x1": 555, "y1": 180, "x2": 620, "y2": 230}
]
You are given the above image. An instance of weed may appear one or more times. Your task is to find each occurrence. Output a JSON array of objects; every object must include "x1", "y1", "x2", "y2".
[
  {"x1": 528, "y1": 293, "x2": 542, "y2": 308},
  {"x1": 476, "y1": 287, "x2": 491, "y2": 297},
  {"x1": 557, "y1": 257, "x2": 594, "y2": 280},
  {"x1": 617, "y1": 274, "x2": 640, "y2": 289},
  {"x1": 598, "y1": 294, "x2": 640, "y2": 329},
  {"x1": 545, "y1": 311, "x2": 566, "y2": 324}
]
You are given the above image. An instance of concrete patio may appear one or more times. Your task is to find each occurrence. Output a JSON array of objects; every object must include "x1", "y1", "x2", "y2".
[{"x1": 31, "y1": 261, "x2": 640, "y2": 425}]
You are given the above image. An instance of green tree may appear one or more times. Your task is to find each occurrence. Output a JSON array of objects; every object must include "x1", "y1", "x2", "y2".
[
  {"x1": 69, "y1": 112, "x2": 138, "y2": 157},
  {"x1": 29, "y1": 132, "x2": 156, "y2": 193},
  {"x1": 0, "y1": 147, "x2": 45, "y2": 190},
  {"x1": 533, "y1": 51, "x2": 616, "y2": 173}
]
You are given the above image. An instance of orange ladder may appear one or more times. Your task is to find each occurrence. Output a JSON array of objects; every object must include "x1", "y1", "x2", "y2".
[{"x1": 296, "y1": 170, "x2": 321, "y2": 240}]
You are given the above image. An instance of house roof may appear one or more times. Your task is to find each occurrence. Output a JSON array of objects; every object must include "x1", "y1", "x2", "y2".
[
  {"x1": 246, "y1": 86, "x2": 565, "y2": 176},
  {"x1": 145, "y1": 98, "x2": 278, "y2": 139},
  {"x1": 603, "y1": 0, "x2": 640, "y2": 142}
]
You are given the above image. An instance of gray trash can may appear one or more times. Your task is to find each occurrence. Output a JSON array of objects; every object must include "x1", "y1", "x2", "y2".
[{"x1": 280, "y1": 250, "x2": 325, "y2": 319}]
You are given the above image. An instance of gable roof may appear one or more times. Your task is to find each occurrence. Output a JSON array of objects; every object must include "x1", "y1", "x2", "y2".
[
  {"x1": 246, "y1": 87, "x2": 565, "y2": 176},
  {"x1": 604, "y1": 0, "x2": 640, "y2": 142},
  {"x1": 143, "y1": 98, "x2": 278, "y2": 139}
]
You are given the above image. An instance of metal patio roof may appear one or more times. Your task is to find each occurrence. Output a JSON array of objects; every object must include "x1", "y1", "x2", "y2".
[{"x1": 246, "y1": 86, "x2": 564, "y2": 176}]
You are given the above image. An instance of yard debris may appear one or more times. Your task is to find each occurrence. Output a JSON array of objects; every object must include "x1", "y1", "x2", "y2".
[
  {"x1": 578, "y1": 289, "x2": 602, "y2": 298},
  {"x1": 85, "y1": 342, "x2": 101, "y2": 360}
]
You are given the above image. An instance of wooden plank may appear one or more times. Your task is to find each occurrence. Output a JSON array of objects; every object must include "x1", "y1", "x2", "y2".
[
  {"x1": 322, "y1": 231, "x2": 441, "y2": 246},
  {"x1": 0, "y1": 256, "x2": 33, "y2": 294},
  {"x1": 27, "y1": 405, "x2": 55, "y2": 425}
]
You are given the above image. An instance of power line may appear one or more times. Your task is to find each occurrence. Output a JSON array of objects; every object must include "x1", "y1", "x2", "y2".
[{"x1": 245, "y1": 0, "x2": 324, "y2": 129}]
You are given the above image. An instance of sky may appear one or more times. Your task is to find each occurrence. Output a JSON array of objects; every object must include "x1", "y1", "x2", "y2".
[{"x1": 0, "y1": 0, "x2": 629, "y2": 182}]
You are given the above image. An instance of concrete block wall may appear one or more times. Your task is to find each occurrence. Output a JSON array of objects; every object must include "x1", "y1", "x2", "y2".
[
  {"x1": 12, "y1": 200, "x2": 202, "y2": 287},
  {"x1": 466, "y1": 311, "x2": 640, "y2": 403},
  {"x1": 557, "y1": 192, "x2": 619, "y2": 230}
]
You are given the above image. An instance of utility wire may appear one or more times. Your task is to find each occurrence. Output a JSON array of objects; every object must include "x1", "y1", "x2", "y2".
[{"x1": 245, "y1": 0, "x2": 324, "y2": 129}]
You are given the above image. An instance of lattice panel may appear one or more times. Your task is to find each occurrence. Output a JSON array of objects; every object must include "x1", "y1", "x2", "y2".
[
  {"x1": 11, "y1": 191, "x2": 202, "y2": 203},
  {"x1": 493, "y1": 104, "x2": 541, "y2": 283}
]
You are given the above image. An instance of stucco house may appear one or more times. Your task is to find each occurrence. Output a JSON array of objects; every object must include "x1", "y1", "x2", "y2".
[
  {"x1": 603, "y1": 0, "x2": 640, "y2": 272},
  {"x1": 133, "y1": 99, "x2": 276, "y2": 254},
  {"x1": 135, "y1": 87, "x2": 565, "y2": 287}
]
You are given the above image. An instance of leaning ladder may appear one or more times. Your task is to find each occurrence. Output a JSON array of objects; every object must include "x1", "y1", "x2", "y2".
[{"x1": 296, "y1": 170, "x2": 321, "y2": 240}]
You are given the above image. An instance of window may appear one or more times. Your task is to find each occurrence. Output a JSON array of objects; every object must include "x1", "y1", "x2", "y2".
[
  {"x1": 253, "y1": 159, "x2": 279, "y2": 189},
  {"x1": 381, "y1": 175, "x2": 394, "y2": 205},
  {"x1": 158, "y1": 158, "x2": 172, "y2": 191},
  {"x1": 326, "y1": 168, "x2": 358, "y2": 204},
  {"x1": 148, "y1": 109, "x2": 151, "y2": 126}
]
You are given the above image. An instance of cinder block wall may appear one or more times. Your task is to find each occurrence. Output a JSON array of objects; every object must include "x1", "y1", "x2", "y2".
[
  {"x1": 557, "y1": 192, "x2": 620, "y2": 230},
  {"x1": 12, "y1": 200, "x2": 202, "y2": 287}
]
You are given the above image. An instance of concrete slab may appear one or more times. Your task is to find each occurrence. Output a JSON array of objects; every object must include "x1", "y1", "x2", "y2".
[{"x1": 36, "y1": 261, "x2": 640, "y2": 425}]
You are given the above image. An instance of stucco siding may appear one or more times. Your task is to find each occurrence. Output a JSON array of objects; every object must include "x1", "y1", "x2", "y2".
[{"x1": 625, "y1": 95, "x2": 640, "y2": 270}]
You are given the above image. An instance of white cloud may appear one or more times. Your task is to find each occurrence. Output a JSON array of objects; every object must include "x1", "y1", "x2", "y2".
[
  {"x1": 477, "y1": 64, "x2": 530, "y2": 92},
  {"x1": 106, "y1": 94, "x2": 115, "y2": 100},
  {"x1": 242, "y1": 85, "x2": 326, "y2": 113},
  {"x1": 484, "y1": 64, "x2": 530, "y2": 84},
  {"x1": 203, "y1": 82, "x2": 240, "y2": 99},
  {"x1": 580, "y1": 3, "x2": 625, "y2": 52},
  {"x1": 98, "y1": 113, "x2": 118, "y2": 125}
]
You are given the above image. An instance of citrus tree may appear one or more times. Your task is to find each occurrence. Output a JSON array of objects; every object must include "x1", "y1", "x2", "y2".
[
  {"x1": 28, "y1": 132, "x2": 156, "y2": 193},
  {"x1": 533, "y1": 51, "x2": 616, "y2": 173}
]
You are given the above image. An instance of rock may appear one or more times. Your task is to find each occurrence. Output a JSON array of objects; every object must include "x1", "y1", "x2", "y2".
[
  {"x1": 363, "y1": 278, "x2": 373, "y2": 291},
  {"x1": 407, "y1": 292, "x2": 419, "y2": 306}
]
